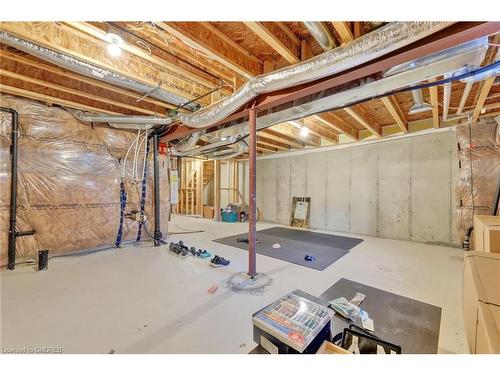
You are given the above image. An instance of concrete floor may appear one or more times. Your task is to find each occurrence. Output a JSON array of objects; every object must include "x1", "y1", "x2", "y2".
[{"x1": 0, "y1": 215, "x2": 468, "y2": 354}]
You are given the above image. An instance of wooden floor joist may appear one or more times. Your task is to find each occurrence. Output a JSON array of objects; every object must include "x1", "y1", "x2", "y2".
[
  {"x1": 244, "y1": 22, "x2": 301, "y2": 64},
  {"x1": 64, "y1": 21, "x2": 227, "y2": 93},
  {"x1": 472, "y1": 77, "x2": 496, "y2": 123},
  {"x1": 0, "y1": 68, "x2": 159, "y2": 115},
  {"x1": 0, "y1": 83, "x2": 121, "y2": 114},
  {"x1": 261, "y1": 129, "x2": 306, "y2": 149},
  {"x1": 381, "y1": 96, "x2": 408, "y2": 133},
  {"x1": 156, "y1": 22, "x2": 263, "y2": 78},
  {"x1": 313, "y1": 113, "x2": 359, "y2": 141},
  {"x1": 256, "y1": 135, "x2": 291, "y2": 151},
  {"x1": 0, "y1": 49, "x2": 180, "y2": 111},
  {"x1": 1, "y1": 22, "x2": 211, "y2": 105},
  {"x1": 428, "y1": 77, "x2": 440, "y2": 129},
  {"x1": 302, "y1": 118, "x2": 339, "y2": 144},
  {"x1": 344, "y1": 106, "x2": 382, "y2": 138},
  {"x1": 331, "y1": 22, "x2": 354, "y2": 44}
]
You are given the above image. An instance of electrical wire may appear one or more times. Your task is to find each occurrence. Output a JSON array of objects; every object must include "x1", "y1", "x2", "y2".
[{"x1": 121, "y1": 130, "x2": 141, "y2": 180}]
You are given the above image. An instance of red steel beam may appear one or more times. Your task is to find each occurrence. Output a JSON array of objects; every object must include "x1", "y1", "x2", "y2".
[{"x1": 164, "y1": 22, "x2": 500, "y2": 142}]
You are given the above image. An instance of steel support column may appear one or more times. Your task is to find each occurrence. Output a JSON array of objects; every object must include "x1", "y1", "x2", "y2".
[
  {"x1": 248, "y1": 107, "x2": 257, "y2": 277},
  {"x1": 153, "y1": 133, "x2": 163, "y2": 246},
  {"x1": 1, "y1": 107, "x2": 19, "y2": 270}
]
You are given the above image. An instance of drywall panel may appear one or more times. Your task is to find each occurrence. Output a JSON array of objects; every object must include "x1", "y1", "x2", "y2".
[
  {"x1": 377, "y1": 139, "x2": 411, "y2": 239},
  {"x1": 350, "y1": 144, "x2": 378, "y2": 236},
  {"x1": 276, "y1": 157, "x2": 291, "y2": 224},
  {"x1": 325, "y1": 149, "x2": 351, "y2": 232},
  {"x1": 305, "y1": 153, "x2": 327, "y2": 230},
  {"x1": 411, "y1": 132, "x2": 452, "y2": 244}
]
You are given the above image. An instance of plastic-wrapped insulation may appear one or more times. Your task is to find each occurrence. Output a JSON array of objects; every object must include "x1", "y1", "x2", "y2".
[
  {"x1": 455, "y1": 117, "x2": 500, "y2": 245},
  {"x1": 0, "y1": 95, "x2": 169, "y2": 266}
]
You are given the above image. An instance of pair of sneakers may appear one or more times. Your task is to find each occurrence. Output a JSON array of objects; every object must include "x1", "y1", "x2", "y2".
[
  {"x1": 196, "y1": 249, "x2": 211, "y2": 258},
  {"x1": 210, "y1": 255, "x2": 230, "y2": 267}
]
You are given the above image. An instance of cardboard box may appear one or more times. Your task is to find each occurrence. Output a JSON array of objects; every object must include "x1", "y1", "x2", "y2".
[
  {"x1": 473, "y1": 215, "x2": 500, "y2": 253},
  {"x1": 316, "y1": 340, "x2": 350, "y2": 354},
  {"x1": 203, "y1": 206, "x2": 214, "y2": 219},
  {"x1": 463, "y1": 251, "x2": 500, "y2": 353}
]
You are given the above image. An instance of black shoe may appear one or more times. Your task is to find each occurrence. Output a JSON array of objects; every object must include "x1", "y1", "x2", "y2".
[{"x1": 210, "y1": 255, "x2": 230, "y2": 267}]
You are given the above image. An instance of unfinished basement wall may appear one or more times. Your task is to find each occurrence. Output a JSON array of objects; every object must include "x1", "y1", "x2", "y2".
[
  {"x1": 455, "y1": 117, "x2": 500, "y2": 244},
  {"x1": 0, "y1": 95, "x2": 169, "y2": 266},
  {"x1": 256, "y1": 129, "x2": 459, "y2": 246}
]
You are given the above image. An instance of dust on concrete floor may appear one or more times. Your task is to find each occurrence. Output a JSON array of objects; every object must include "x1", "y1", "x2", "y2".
[{"x1": 0, "y1": 215, "x2": 468, "y2": 353}]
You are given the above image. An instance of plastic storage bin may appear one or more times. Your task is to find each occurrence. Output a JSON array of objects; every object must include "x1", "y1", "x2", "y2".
[{"x1": 221, "y1": 211, "x2": 238, "y2": 222}]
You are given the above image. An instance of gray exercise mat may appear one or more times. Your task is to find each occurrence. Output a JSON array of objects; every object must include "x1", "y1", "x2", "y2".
[
  {"x1": 213, "y1": 227, "x2": 362, "y2": 270},
  {"x1": 258, "y1": 227, "x2": 364, "y2": 250},
  {"x1": 320, "y1": 278, "x2": 442, "y2": 354}
]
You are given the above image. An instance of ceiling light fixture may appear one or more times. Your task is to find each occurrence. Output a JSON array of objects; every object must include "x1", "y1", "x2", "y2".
[
  {"x1": 106, "y1": 33, "x2": 124, "y2": 57},
  {"x1": 300, "y1": 127, "x2": 309, "y2": 137},
  {"x1": 220, "y1": 136, "x2": 228, "y2": 141}
]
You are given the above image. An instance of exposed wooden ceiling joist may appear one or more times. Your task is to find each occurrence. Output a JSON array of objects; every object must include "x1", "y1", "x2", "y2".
[
  {"x1": 258, "y1": 130, "x2": 303, "y2": 149},
  {"x1": 302, "y1": 118, "x2": 339, "y2": 144},
  {"x1": 472, "y1": 77, "x2": 496, "y2": 122},
  {"x1": 261, "y1": 128, "x2": 307, "y2": 149},
  {"x1": 273, "y1": 123, "x2": 322, "y2": 147},
  {"x1": 112, "y1": 21, "x2": 240, "y2": 86},
  {"x1": 344, "y1": 106, "x2": 382, "y2": 138},
  {"x1": 381, "y1": 96, "x2": 408, "y2": 133},
  {"x1": 244, "y1": 22, "x2": 301, "y2": 64},
  {"x1": 331, "y1": 22, "x2": 354, "y2": 44},
  {"x1": 313, "y1": 112, "x2": 359, "y2": 141},
  {"x1": 0, "y1": 68, "x2": 158, "y2": 115},
  {"x1": 65, "y1": 22, "x2": 225, "y2": 92},
  {"x1": 256, "y1": 136, "x2": 290, "y2": 151},
  {"x1": 0, "y1": 83, "x2": 120, "y2": 114},
  {"x1": 428, "y1": 78, "x2": 440, "y2": 129},
  {"x1": 0, "y1": 48, "x2": 179, "y2": 112},
  {"x1": 1, "y1": 22, "x2": 215, "y2": 106},
  {"x1": 156, "y1": 22, "x2": 263, "y2": 78}
]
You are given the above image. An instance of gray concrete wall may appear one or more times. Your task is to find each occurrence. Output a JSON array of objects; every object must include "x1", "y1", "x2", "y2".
[{"x1": 255, "y1": 129, "x2": 459, "y2": 245}]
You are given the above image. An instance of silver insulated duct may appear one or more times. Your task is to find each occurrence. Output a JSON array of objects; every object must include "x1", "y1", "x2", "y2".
[
  {"x1": 409, "y1": 88, "x2": 433, "y2": 115},
  {"x1": 303, "y1": 22, "x2": 337, "y2": 50},
  {"x1": 46, "y1": 22, "x2": 451, "y2": 136},
  {"x1": 0, "y1": 31, "x2": 200, "y2": 112},
  {"x1": 70, "y1": 110, "x2": 174, "y2": 125},
  {"x1": 176, "y1": 22, "x2": 453, "y2": 129}
]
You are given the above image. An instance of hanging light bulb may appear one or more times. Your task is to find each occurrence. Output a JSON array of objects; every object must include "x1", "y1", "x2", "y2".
[
  {"x1": 106, "y1": 33, "x2": 124, "y2": 57},
  {"x1": 300, "y1": 127, "x2": 309, "y2": 137}
]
